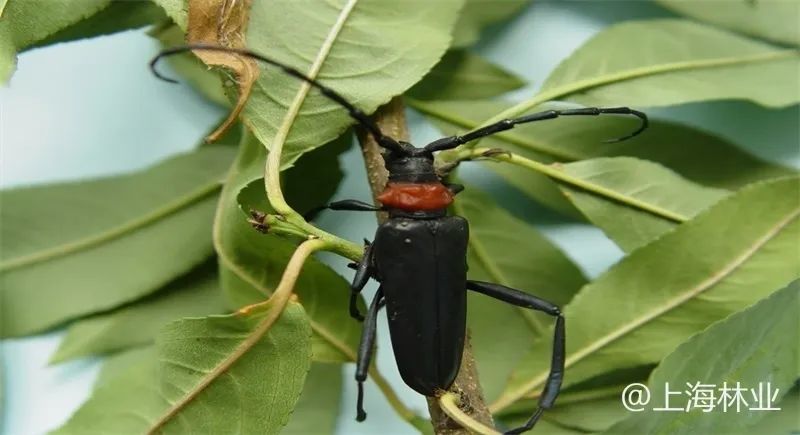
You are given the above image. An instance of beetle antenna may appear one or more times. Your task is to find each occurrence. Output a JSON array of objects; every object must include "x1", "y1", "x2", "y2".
[
  {"x1": 150, "y1": 44, "x2": 406, "y2": 154},
  {"x1": 424, "y1": 107, "x2": 648, "y2": 153}
]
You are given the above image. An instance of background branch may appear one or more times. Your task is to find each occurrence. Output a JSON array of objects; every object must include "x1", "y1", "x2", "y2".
[{"x1": 355, "y1": 96, "x2": 495, "y2": 434}]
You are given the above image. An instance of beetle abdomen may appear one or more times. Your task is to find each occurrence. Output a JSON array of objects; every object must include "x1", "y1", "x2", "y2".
[{"x1": 373, "y1": 216, "x2": 469, "y2": 396}]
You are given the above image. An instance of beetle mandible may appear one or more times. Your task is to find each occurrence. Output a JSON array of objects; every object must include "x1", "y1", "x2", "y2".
[{"x1": 152, "y1": 45, "x2": 648, "y2": 434}]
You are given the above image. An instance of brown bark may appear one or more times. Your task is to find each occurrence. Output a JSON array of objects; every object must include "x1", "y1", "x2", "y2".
[{"x1": 355, "y1": 96, "x2": 495, "y2": 434}]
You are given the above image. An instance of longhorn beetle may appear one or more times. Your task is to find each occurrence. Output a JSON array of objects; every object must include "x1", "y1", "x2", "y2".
[{"x1": 152, "y1": 45, "x2": 648, "y2": 434}]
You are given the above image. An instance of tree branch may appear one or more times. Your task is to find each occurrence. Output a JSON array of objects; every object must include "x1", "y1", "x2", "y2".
[{"x1": 355, "y1": 96, "x2": 495, "y2": 434}]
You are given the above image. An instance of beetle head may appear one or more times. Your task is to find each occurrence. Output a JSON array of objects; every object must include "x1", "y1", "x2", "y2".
[{"x1": 383, "y1": 142, "x2": 438, "y2": 183}]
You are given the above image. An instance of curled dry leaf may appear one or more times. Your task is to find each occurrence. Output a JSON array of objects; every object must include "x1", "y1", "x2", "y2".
[{"x1": 187, "y1": 0, "x2": 259, "y2": 141}]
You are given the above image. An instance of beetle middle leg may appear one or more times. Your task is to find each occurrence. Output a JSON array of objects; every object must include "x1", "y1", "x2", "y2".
[
  {"x1": 466, "y1": 280, "x2": 565, "y2": 435},
  {"x1": 355, "y1": 286, "x2": 385, "y2": 421},
  {"x1": 303, "y1": 199, "x2": 379, "y2": 321}
]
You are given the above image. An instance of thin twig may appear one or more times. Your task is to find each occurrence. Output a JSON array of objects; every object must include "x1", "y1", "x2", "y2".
[{"x1": 355, "y1": 96, "x2": 495, "y2": 434}]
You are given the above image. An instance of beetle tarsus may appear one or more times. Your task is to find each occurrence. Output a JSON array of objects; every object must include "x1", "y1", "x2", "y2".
[
  {"x1": 354, "y1": 289, "x2": 384, "y2": 422},
  {"x1": 503, "y1": 408, "x2": 545, "y2": 435},
  {"x1": 356, "y1": 382, "x2": 367, "y2": 422},
  {"x1": 350, "y1": 292, "x2": 365, "y2": 321}
]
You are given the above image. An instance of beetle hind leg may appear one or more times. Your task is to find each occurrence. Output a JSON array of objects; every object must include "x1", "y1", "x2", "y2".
[
  {"x1": 466, "y1": 280, "x2": 565, "y2": 434},
  {"x1": 355, "y1": 287, "x2": 384, "y2": 421}
]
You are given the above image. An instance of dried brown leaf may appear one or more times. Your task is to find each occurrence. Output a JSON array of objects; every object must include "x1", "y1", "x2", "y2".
[{"x1": 187, "y1": 0, "x2": 258, "y2": 141}]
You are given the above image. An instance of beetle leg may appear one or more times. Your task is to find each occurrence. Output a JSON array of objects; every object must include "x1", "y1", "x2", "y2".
[
  {"x1": 304, "y1": 199, "x2": 383, "y2": 221},
  {"x1": 349, "y1": 241, "x2": 375, "y2": 321},
  {"x1": 466, "y1": 280, "x2": 565, "y2": 435},
  {"x1": 355, "y1": 287, "x2": 384, "y2": 422},
  {"x1": 444, "y1": 182, "x2": 464, "y2": 195}
]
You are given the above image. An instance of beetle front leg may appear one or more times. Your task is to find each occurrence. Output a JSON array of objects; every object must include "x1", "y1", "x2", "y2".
[
  {"x1": 466, "y1": 280, "x2": 565, "y2": 435},
  {"x1": 355, "y1": 287, "x2": 384, "y2": 422},
  {"x1": 348, "y1": 241, "x2": 376, "y2": 321},
  {"x1": 304, "y1": 199, "x2": 383, "y2": 221}
]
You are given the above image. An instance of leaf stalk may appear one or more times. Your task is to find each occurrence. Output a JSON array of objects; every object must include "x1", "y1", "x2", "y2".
[
  {"x1": 458, "y1": 148, "x2": 688, "y2": 223},
  {"x1": 439, "y1": 393, "x2": 500, "y2": 435}
]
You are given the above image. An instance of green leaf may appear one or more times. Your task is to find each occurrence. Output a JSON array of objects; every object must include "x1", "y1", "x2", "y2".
[
  {"x1": 56, "y1": 353, "x2": 159, "y2": 435},
  {"x1": 493, "y1": 176, "x2": 800, "y2": 412},
  {"x1": 454, "y1": 186, "x2": 586, "y2": 400},
  {"x1": 215, "y1": 131, "x2": 362, "y2": 363},
  {"x1": 50, "y1": 263, "x2": 227, "y2": 364},
  {"x1": 284, "y1": 363, "x2": 343, "y2": 434},
  {"x1": 148, "y1": 22, "x2": 230, "y2": 107},
  {"x1": 559, "y1": 157, "x2": 729, "y2": 252},
  {"x1": 0, "y1": 23, "x2": 14, "y2": 82},
  {"x1": 548, "y1": 396, "x2": 629, "y2": 433},
  {"x1": 656, "y1": 0, "x2": 800, "y2": 46},
  {"x1": 55, "y1": 301, "x2": 312, "y2": 434},
  {"x1": 407, "y1": 49, "x2": 526, "y2": 100},
  {"x1": 413, "y1": 99, "x2": 792, "y2": 216},
  {"x1": 240, "y1": 0, "x2": 464, "y2": 167},
  {"x1": 0, "y1": 0, "x2": 103, "y2": 81},
  {"x1": 31, "y1": 1, "x2": 166, "y2": 49},
  {"x1": 736, "y1": 388, "x2": 800, "y2": 434},
  {"x1": 0, "y1": 146, "x2": 234, "y2": 337},
  {"x1": 151, "y1": 0, "x2": 186, "y2": 30},
  {"x1": 607, "y1": 131, "x2": 797, "y2": 192},
  {"x1": 451, "y1": 0, "x2": 530, "y2": 47},
  {"x1": 0, "y1": 0, "x2": 166, "y2": 82},
  {"x1": 1, "y1": 0, "x2": 108, "y2": 49},
  {"x1": 608, "y1": 281, "x2": 799, "y2": 434},
  {"x1": 540, "y1": 19, "x2": 800, "y2": 108},
  {"x1": 94, "y1": 346, "x2": 155, "y2": 389}
]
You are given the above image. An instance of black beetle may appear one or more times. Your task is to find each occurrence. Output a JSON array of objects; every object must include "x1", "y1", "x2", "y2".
[{"x1": 152, "y1": 45, "x2": 648, "y2": 434}]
